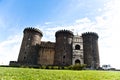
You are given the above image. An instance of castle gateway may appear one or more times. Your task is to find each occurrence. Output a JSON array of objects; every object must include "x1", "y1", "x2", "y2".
[{"x1": 10, "y1": 27, "x2": 100, "y2": 69}]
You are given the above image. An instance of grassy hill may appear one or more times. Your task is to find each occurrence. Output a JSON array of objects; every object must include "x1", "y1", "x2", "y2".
[{"x1": 0, "y1": 67, "x2": 120, "y2": 80}]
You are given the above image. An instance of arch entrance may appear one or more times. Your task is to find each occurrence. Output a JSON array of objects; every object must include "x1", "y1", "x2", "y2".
[
  {"x1": 75, "y1": 45, "x2": 80, "y2": 50},
  {"x1": 75, "y1": 59, "x2": 81, "y2": 64}
]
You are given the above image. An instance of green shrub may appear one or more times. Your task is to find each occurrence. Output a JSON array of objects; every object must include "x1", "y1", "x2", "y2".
[
  {"x1": 52, "y1": 66, "x2": 59, "y2": 69},
  {"x1": 68, "y1": 64, "x2": 87, "y2": 70},
  {"x1": 41, "y1": 65, "x2": 46, "y2": 69},
  {"x1": 48, "y1": 66, "x2": 53, "y2": 69}
]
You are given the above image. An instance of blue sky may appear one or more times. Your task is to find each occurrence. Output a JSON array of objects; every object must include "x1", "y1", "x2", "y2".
[{"x1": 0, "y1": 0, "x2": 120, "y2": 68}]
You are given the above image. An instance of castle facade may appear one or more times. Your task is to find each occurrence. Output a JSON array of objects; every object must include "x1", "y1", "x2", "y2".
[{"x1": 10, "y1": 27, "x2": 100, "y2": 69}]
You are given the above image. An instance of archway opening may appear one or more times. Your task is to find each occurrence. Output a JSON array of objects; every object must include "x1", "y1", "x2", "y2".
[
  {"x1": 75, "y1": 59, "x2": 80, "y2": 64},
  {"x1": 75, "y1": 45, "x2": 80, "y2": 50}
]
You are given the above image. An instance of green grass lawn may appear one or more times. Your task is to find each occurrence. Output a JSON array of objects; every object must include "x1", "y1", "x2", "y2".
[{"x1": 0, "y1": 67, "x2": 120, "y2": 80}]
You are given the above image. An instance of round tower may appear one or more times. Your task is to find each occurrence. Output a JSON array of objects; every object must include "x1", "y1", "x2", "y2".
[
  {"x1": 82, "y1": 32, "x2": 100, "y2": 69},
  {"x1": 54, "y1": 30, "x2": 73, "y2": 66},
  {"x1": 18, "y1": 27, "x2": 43, "y2": 65}
]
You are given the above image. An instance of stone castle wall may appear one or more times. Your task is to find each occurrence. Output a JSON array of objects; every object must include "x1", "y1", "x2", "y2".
[
  {"x1": 10, "y1": 27, "x2": 100, "y2": 69},
  {"x1": 38, "y1": 42, "x2": 55, "y2": 65}
]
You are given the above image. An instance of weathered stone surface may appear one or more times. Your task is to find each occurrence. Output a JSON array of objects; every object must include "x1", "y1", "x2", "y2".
[
  {"x1": 17, "y1": 27, "x2": 43, "y2": 65},
  {"x1": 38, "y1": 42, "x2": 55, "y2": 65},
  {"x1": 82, "y1": 32, "x2": 100, "y2": 69},
  {"x1": 54, "y1": 30, "x2": 73, "y2": 66}
]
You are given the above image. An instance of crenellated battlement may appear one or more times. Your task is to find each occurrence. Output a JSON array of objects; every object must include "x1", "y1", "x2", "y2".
[
  {"x1": 40, "y1": 41, "x2": 55, "y2": 49},
  {"x1": 82, "y1": 32, "x2": 98, "y2": 38},
  {"x1": 23, "y1": 27, "x2": 43, "y2": 36},
  {"x1": 55, "y1": 29, "x2": 73, "y2": 37}
]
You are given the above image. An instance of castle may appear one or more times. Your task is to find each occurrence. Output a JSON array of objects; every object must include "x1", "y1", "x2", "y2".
[{"x1": 10, "y1": 27, "x2": 100, "y2": 69}]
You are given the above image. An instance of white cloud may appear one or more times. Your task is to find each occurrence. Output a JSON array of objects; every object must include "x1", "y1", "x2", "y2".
[
  {"x1": 44, "y1": 22, "x2": 53, "y2": 25},
  {"x1": 75, "y1": 17, "x2": 91, "y2": 23},
  {"x1": 0, "y1": 34, "x2": 22, "y2": 65}
]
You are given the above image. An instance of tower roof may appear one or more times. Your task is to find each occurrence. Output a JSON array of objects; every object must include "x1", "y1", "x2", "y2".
[
  {"x1": 55, "y1": 29, "x2": 73, "y2": 37},
  {"x1": 23, "y1": 27, "x2": 43, "y2": 36},
  {"x1": 82, "y1": 32, "x2": 99, "y2": 38}
]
